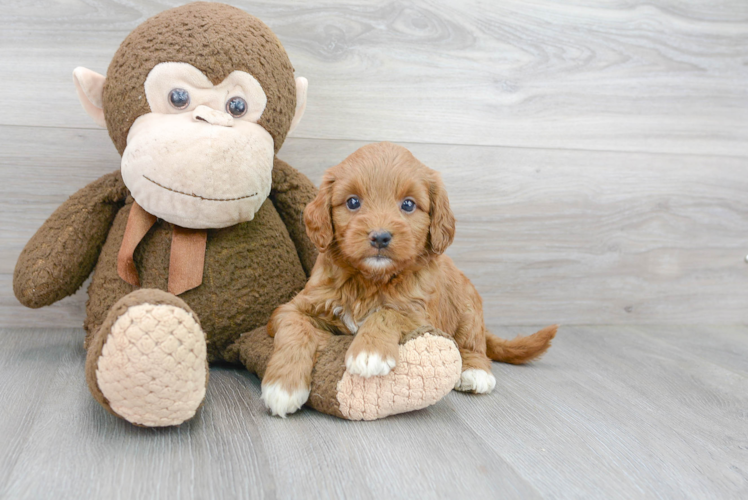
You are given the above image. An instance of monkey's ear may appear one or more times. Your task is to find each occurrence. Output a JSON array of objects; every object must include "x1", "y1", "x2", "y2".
[
  {"x1": 73, "y1": 67, "x2": 107, "y2": 128},
  {"x1": 288, "y1": 77, "x2": 308, "y2": 135}
]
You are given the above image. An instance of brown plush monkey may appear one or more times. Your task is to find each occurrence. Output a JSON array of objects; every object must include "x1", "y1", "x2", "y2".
[{"x1": 13, "y1": 3, "x2": 461, "y2": 426}]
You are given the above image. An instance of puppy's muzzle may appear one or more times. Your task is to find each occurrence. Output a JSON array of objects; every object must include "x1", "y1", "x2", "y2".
[{"x1": 369, "y1": 230, "x2": 392, "y2": 249}]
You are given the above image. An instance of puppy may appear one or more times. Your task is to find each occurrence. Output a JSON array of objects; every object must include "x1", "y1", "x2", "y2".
[{"x1": 262, "y1": 142, "x2": 557, "y2": 417}]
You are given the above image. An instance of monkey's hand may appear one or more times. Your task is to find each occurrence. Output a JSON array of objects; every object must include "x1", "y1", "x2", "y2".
[
  {"x1": 14, "y1": 170, "x2": 128, "y2": 308},
  {"x1": 270, "y1": 157, "x2": 318, "y2": 277}
]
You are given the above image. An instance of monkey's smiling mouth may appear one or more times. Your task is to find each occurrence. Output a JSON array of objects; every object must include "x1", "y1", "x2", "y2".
[{"x1": 143, "y1": 175, "x2": 258, "y2": 202}]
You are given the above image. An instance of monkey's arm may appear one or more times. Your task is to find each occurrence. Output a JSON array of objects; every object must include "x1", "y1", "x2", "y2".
[
  {"x1": 14, "y1": 170, "x2": 128, "y2": 308},
  {"x1": 270, "y1": 157, "x2": 318, "y2": 277}
]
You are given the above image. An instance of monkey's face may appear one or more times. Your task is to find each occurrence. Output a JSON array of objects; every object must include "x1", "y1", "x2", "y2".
[
  {"x1": 73, "y1": 4, "x2": 308, "y2": 228},
  {"x1": 120, "y1": 62, "x2": 275, "y2": 229}
]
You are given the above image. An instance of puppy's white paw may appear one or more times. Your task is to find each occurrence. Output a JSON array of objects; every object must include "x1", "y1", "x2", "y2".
[
  {"x1": 261, "y1": 382, "x2": 310, "y2": 418},
  {"x1": 454, "y1": 369, "x2": 497, "y2": 394},
  {"x1": 345, "y1": 351, "x2": 397, "y2": 378}
]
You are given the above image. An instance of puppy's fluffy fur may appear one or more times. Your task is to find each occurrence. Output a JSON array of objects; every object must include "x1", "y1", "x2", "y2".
[{"x1": 262, "y1": 142, "x2": 556, "y2": 416}]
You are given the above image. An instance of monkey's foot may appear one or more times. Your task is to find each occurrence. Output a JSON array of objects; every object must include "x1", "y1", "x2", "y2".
[
  {"x1": 86, "y1": 289, "x2": 208, "y2": 427},
  {"x1": 230, "y1": 325, "x2": 461, "y2": 420},
  {"x1": 310, "y1": 327, "x2": 462, "y2": 421}
]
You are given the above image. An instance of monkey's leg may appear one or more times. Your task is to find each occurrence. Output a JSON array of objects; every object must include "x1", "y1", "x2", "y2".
[
  {"x1": 85, "y1": 289, "x2": 208, "y2": 427},
  {"x1": 228, "y1": 326, "x2": 462, "y2": 420}
]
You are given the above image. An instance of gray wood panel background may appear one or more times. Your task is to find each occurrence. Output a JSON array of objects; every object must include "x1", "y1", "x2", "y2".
[
  {"x1": 2, "y1": 0, "x2": 747, "y2": 327},
  {"x1": 1, "y1": 1, "x2": 747, "y2": 499}
]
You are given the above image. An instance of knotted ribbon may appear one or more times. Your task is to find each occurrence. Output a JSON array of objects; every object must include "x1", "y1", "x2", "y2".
[{"x1": 117, "y1": 202, "x2": 207, "y2": 296}]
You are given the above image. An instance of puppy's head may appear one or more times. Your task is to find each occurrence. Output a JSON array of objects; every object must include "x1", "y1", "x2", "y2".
[{"x1": 305, "y1": 142, "x2": 455, "y2": 280}]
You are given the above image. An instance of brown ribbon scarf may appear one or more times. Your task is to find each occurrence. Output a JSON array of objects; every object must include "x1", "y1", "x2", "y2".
[{"x1": 117, "y1": 202, "x2": 207, "y2": 296}]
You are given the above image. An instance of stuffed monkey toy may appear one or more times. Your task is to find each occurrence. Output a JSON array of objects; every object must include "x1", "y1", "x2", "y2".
[{"x1": 13, "y1": 3, "x2": 462, "y2": 426}]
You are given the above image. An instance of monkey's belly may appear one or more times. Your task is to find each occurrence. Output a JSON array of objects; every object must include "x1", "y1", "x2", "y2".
[{"x1": 85, "y1": 198, "x2": 308, "y2": 361}]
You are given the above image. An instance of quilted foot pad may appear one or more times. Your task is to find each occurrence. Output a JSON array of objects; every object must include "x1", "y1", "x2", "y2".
[
  {"x1": 336, "y1": 333, "x2": 462, "y2": 420},
  {"x1": 95, "y1": 303, "x2": 208, "y2": 427}
]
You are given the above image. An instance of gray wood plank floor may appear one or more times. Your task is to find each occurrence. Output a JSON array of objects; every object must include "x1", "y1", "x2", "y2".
[
  {"x1": 2, "y1": 0, "x2": 747, "y2": 499},
  {"x1": 0, "y1": 325, "x2": 746, "y2": 499}
]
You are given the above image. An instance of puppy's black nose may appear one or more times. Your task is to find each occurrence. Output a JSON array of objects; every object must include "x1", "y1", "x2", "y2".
[{"x1": 369, "y1": 231, "x2": 392, "y2": 249}]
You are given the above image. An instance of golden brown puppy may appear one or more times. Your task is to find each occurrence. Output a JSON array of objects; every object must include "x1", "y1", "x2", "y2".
[{"x1": 261, "y1": 142, "x2": 557, "y2": 417}]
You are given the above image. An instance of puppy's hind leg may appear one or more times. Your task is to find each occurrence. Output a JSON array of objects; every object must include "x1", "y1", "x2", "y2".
[
  {"x1": 455, "y1": 348, "x2": 496, "y2": 394},
  {"x1": 262, "y1": 304, "x2": 330, "y2": 417},
  {"x1": 453, "y1": 300, "x2": 496, "y2": 394}
]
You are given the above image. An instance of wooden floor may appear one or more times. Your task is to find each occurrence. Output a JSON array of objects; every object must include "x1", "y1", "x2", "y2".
[
  {"x1": 1, "y1": 325, "x2": 746, "y2": 499},
  {"x1": 1, "y1": 0, "x2": 747, "y2": 499}
]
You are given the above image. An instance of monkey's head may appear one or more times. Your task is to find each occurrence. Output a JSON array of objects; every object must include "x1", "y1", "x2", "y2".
[{"x1": 72, "y1": 2, "x2": 307, "y2": 229}]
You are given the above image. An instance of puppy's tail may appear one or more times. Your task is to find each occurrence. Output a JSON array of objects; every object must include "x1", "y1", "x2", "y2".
[{"x1": 486, "y1": 325, "x2": 557, "y2": 365}]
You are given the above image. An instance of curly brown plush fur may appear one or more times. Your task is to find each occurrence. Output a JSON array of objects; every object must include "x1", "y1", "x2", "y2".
[
  {"x1": 13, "y1": 4, "x2": 320, "y2": 422},
  {"x1": 104, "y1": 2, "x2": 296, "y2": 155}
]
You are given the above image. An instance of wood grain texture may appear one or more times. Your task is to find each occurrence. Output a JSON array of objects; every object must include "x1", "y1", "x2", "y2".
[
  {"x1": 0, "y1": 0, "x2": 746, "y2": 156},
  {"x1": 0, "y1": 325, "x2": 745, "y2": 499},
  {"x1": 2, "y1": 127, "x2": 747, "y2": 327},
  {"x1": 456, "y1": 324, "x2": 748, "y2": 499}
]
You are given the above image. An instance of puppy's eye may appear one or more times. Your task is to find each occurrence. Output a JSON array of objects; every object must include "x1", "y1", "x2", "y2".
[
  {"x1": 169, "y1": 88, "x2": 190, "y2": 110},
  {"x1": 401, "y1": 198, "x2": 416, "y2": 213},
  {"x1": 346, "y1": 196, "x2": 361, "y2": 211},
  {"x1": 226, "y1": 96, "x2": 247, "y2": 117}
]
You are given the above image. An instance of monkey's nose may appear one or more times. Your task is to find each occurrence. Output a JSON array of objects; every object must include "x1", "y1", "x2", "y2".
[
  {"x1": 192, "y1": 105, "x2": 234, "y2": 127},
  {"x1": 369, "y1": 231, "x2": 392, "y2": 249}
]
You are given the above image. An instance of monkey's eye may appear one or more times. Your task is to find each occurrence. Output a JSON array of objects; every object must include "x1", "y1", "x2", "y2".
[
  {"x1": 401, "y1": 198, "x2": 416, "y2": 213},
  {"x1": 168, "y1": 88, "x2": 190, "y2": 110},
  {"x1": 226, "y1": 97, "x2": 247, "y2": 117},
  {"x1": 346, "y1": 196, "x2": 361, "y2": 211}
]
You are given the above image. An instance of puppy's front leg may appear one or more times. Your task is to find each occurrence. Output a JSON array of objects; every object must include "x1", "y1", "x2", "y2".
[
  {"x1": 346, "y1": 310, "x2": 420, "y2": 378},
  {"x1": 262, "y1": 303, "x2": 331, "y2": 417}
]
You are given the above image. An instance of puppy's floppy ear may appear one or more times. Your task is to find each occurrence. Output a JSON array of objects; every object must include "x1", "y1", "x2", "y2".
[
  {"x1": 428, "y1": 171, "x2": 456, "y2": 254},
  {"x1": 304, "y1": 173, "x2": 335, "y2": 252}
]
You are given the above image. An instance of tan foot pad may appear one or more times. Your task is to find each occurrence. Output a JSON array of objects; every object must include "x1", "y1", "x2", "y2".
[
  {"x1": 95, "y1": 303, "x2": 208, "y2": 427},
  {"x1": 336, "y1": 333, "x2": 462, "y2": 420}
]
